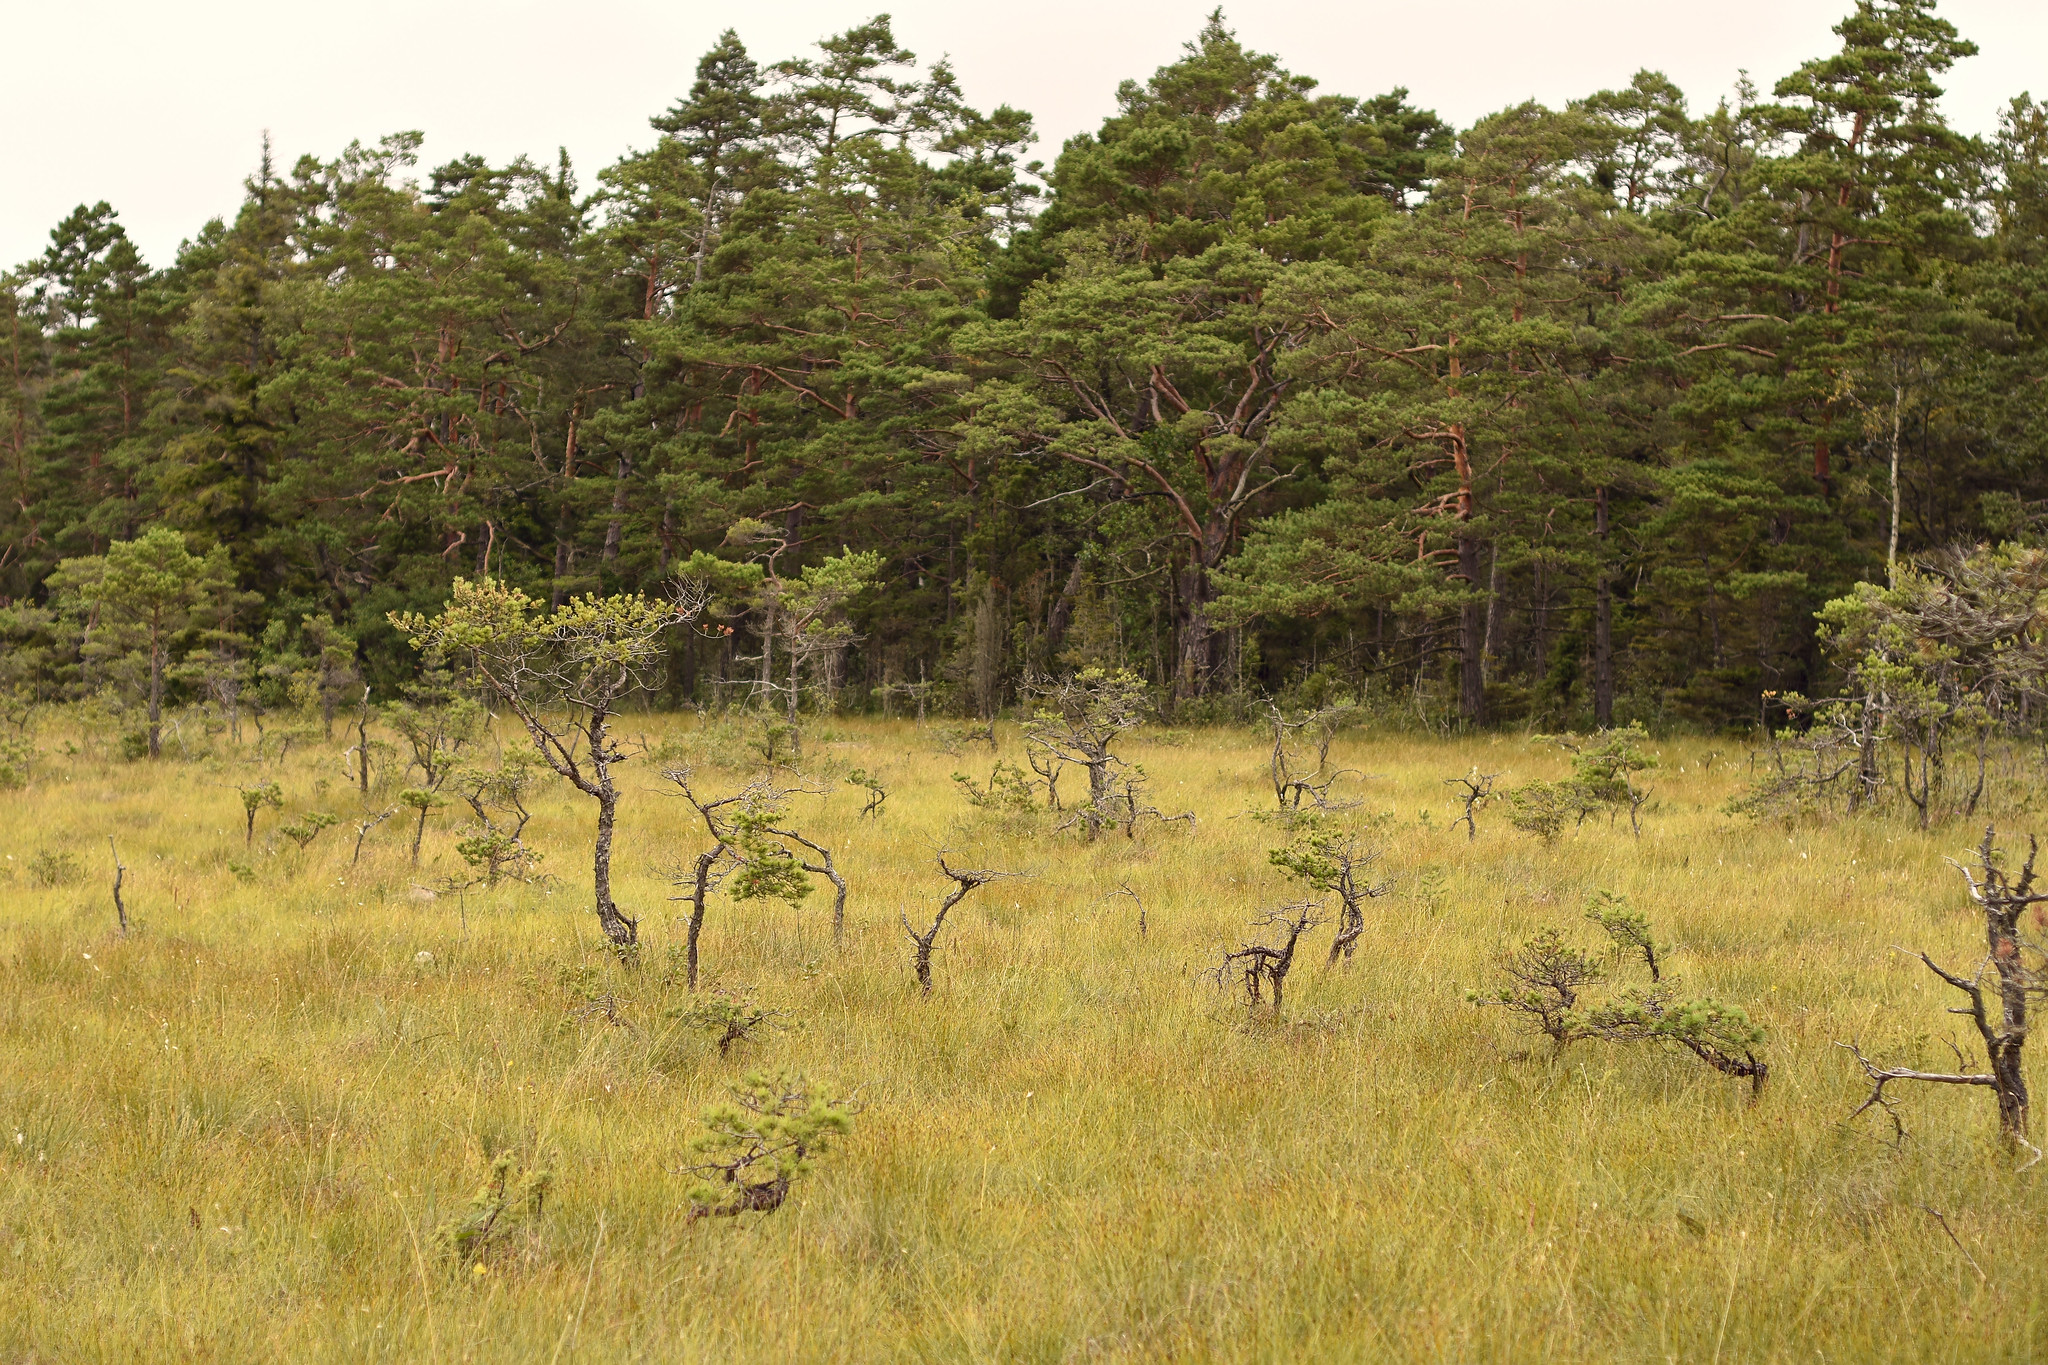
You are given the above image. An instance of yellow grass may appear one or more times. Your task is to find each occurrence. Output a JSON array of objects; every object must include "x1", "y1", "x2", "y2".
[{"x1": 1, "y1": 713, "x2": 2042, "y2": 1361}]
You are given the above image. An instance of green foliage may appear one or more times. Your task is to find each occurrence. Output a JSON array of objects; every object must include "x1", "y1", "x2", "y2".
[
  {"x1": 451, "y1": 755, "x2": 545, "y2": 885},
  {"x1": 398, "y1": 787, "x2": 446, "y2": 814},
  {"x1": 1503, "y1": 781, "x2": 1588, "y2": 843},
  {"x1": 1728, "y1": 545, "x2": 2048, "y2": 824},
  {"x1": 724, "y1": 797, "x2": 814, "y2": 908},
  {"x1": 45, "y1": 529, "x2": 237, "y2": 759},
  {"x1": 391, "y1": 580, "x2": 675, "y2": 717},
  {"x1": 382, "y1": 649, "x2": 483, "y2": 792},
  {"x1": 26, "y1": 849, "x2": 82, "y2": 888},
  {"x1": 1023, "y1": 668, "x2": 1151, "y2": 838},
  {"x1": 1266, "y1": 818, "x2": 1352, "y2": 893},
  {"x1": 845, "y1": 767, "x2": 887, "y2": 819},
  {"x1": 278, "y1": 811, "x2": 338, "y2": 850},
  {"x1": 1481, "y1": 908, "x2": 1767, "y2": 1089},
  {"x1": 0, "y1": 736, "x2": 31, "y2": 789},
  {"x1": 1585, "y1": 890, "x2": 1660, "y2": 980},
  {"x1": 684, "y1": 1071, "x2": 854, "y2": 1219},
  {"x1": 454, "y1": 829, "x2": 536, "y2": 885},
  {"x1": 1484, "y1": 927, "x2": 1604, "y2": 1049},
  {"x1": 432, "y1": 1152, "x2": 551, "y2": 1267},
  {"x1": 749, "y1": 717, "x2": 799, "y2": 767},
  {"x1": 395, "y1": 577, "x2": 683, "y2": 948},
  {"x1": 1506, "y1": 726, "x2": 1657, "y2": 840},
  {"x1": 1543, "y1": 725, "x2": 1658, "y2": 812},
  {"x1": 1267, "y1": 817, "x2": 1388, "y2": 962},
  {"x1": 398, "y1": 786, "x2": 450, "y2": 865},
  {"x1": 2, "y1": 7, "x2": 2045, "y2": 739},
  {"x1": 1410, "y1": 865, "x2": 1450, "y2": 916},
  {"x1": 1581, "y1": 995, "x2": 1767, "y2": 1072},
  {"x1": 445, "y1": 812, "x2": 520, "y2": 867},
  {"x1": 928, "y1": 720, "x2": 995, "y2": 756},
  {"x1": 668, "y1": 986, "x2": 789, "y2": 1058},
  {"x1": 952, "y1": 759, "x2": 1037, "y2": 813},
  {"x1": 237, "y1": 782, "x2": 284, "y2": 845}
]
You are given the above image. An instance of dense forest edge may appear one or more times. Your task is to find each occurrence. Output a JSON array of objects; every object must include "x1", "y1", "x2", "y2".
[{"x1": 3, "y1": 0, "x2": 2045, "y2": 746}]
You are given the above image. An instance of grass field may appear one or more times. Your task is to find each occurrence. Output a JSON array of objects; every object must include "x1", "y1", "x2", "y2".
[{"x1": 2, "y1": 712, "x2": 2043, "y2": 1362}]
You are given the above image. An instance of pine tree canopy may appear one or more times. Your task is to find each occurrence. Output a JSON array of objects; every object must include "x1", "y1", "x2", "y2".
[{"x1": 4, "y1": 3, "x2": 2044, "y2": 729}]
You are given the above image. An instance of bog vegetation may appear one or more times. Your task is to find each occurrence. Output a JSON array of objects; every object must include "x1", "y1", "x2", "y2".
[
  {"x1": 5, "y1": 0, "x2": 2048, "y2": 1358},
  {"x1": 8, "y1": 641, "x2": 2048, "y2": 1357}
]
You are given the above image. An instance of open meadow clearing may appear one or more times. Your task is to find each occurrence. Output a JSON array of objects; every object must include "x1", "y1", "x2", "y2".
[{"x1": 2, "y1": 711, "x2": 2043, "y2": 1362}]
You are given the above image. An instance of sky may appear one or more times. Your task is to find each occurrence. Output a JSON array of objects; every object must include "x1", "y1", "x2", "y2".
[{"x1": 5, "y1": 0, "x2": 2043, "y2": 270}]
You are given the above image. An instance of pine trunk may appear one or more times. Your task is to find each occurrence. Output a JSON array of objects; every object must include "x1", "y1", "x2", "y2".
[
  {"x1": 588, "y1": 711, "x2": 635, "y2": 952},
  {"x1": 1458, "y1": 535, "x2": 1485, "y2": 724},
  {"x1": 1594, "y1": 486, "x2": 1614, "y2": 728},
  {"x1": 147, "y1": 625, "x2": 164, "y2": 759}
]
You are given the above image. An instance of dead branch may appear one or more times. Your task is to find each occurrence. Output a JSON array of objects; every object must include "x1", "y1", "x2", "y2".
[
  {"x1": 109, "y1": 837, "x2": 127, "y2": 936},
  {"x1": 1211, "y1": 901, "x2": 1328, "y2": 1014},
  {"x1": 662, "y1": 767, "x2": 820, "y2": 988},
  {"x1": 766, "y1": 825, "x2": 848, "y2": 945},
  {"x1": 1838, "y1": 825, "x2": 2048, "y2": 1145},
  {"x1": 1267, "y1": 700, "x2": 1363, "y2": 811},
  {"x1": 900, "y1": 852, "x2": 1021, "y2": 995},
  {"x1": 1446, "y1": 768, "x2": 1500, "y2": 841}
]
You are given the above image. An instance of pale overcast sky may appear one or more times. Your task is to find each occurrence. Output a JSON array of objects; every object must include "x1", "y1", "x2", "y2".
[{"x1": 5, "y1": 0, "x2": 2042, "y2": 270}]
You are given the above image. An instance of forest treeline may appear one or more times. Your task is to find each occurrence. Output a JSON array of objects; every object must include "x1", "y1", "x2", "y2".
[{"x1": 3, "y1": 1, "x2": 2044, "y2": 730}]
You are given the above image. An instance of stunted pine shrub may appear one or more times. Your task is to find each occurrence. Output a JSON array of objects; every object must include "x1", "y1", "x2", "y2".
[
  {"x1": 1022, "y1": 668, "x2": 1148, "y2": 840},
  {"x1": 725, "y1": 799, "x2": 816, "y2": 908},
  {"x1": 669, "y1": 986, "x2": 789, "y2": 1058},
  {"x1": 395, "y1": 578, "x2": 696, "y2": 954},
  {"x1": 1489, "y1": 927, "x2": 1603, "y2": 1048},
  {"x1": 1503, "y1": 780, "x2": 1586, "y2": 843},
  {"x1": 765, "y1": 543, "x2": 882, "y2": 743},
  {"x1": 433, "y1": 1153, "x2": 552, "y2": 1267},
  {"x1": 846, "y1": 767, "x2": 887, "y2": 819},
  {"x1": 1268, "y1": 817, "x2": 1389, "y2": 964},
  {"x1": 349, "y1": 806, "x2": 396, "y2": 866},
  {"x1": 1740, "y1": 548, "x2": 2048, "y2": 828},
  {"x1": 749, "y1": 716, "x2": 800, "y2": 766},
  {"x1": 1550, "y1": 724, "x2": 1657, "y2": 827},
  {"x1": 1212, "y1": 902, "x2": 1328, "y2": 1014},
  {"x1": 1445, "y1": 767, "x2": 1499, "y2": 840},
  {"x1": 451, "y1": 754, "x2": 545, "y2": 885},
  {"x1": 556, "y1": 958, "x2": 636, "y2": 1030},
  {"x1": 27, "y1": 848, "x2": 82, "y2": 888},
  {"x1": 1586, "y1": 889, "x2": 1660, "y2": 979},
  {"x1": 1725, "y1": 710, "x2": 1868, "y2": 822},
  {"x1": 46, "y1": 528, "x2": 235, "y2": 760},
  {"x1": 237, "y1": 782, "x2": 283, "y2": 846},
  {"x1": 1504, "y1": 725, "x2": 1658, "y2": 841},
  {"x1": 1581, "y1": 996, "x2": 1770, "y2": 1095},
  {"x1": 931, "y1": 720, "x2": 997, "y2": 756},
  {"x1": 0, "y1": 735, "x2": 34, "y2": 789},
  {"x1": 382, "y1": 648, "x2": 483, "y2": 791},
  {"x1": 279, "y1": 811, "x2": 338, "y2": 850},
  {"x1": 666, "y1": 770, "x2": 845, "y2": 985},
  {"x1": 1265, "y1": 698, "x2": 1360, "y2": 810},
  {"x1": 685, "y1": 1072, "x2": 854, "y2": 1219},
  {"x1": 1089, "y1": 763, "x2": 1194, "y2": 839},
  {"x1": 953, "y1": 759, "x2": 1038, "y2": 814},
  {"x1": 398, "y1": 787, "x2": 449, "y2": 866},
  {"x1": 902, "y1": 854, "x2": 1017, "y2": 994},
  {"x1": 1478, "y1": 896, "x2": 1767, "y2": 1094}
]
